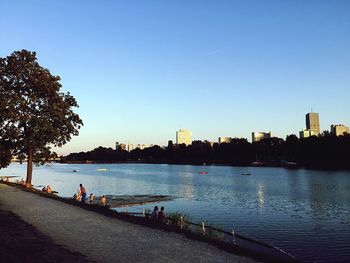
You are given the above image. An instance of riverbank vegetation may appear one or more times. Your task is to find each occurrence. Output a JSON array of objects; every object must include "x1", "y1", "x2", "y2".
[{"x1": 62, "y1": 133, "x2": 350, "y2": 170}]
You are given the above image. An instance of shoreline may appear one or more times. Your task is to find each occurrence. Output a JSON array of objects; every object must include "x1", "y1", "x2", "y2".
[
  {"x1": 51, "y1": 160, "x2": 350, "y2": 171},
  {"x1": 9, "y1": 159, "x2": 350, "y2": 170},
  {"x1": 0, "y1": 182, "x2": 297, "y2": 263}
]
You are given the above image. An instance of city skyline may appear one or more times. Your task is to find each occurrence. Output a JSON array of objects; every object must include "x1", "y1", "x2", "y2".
[
  {"x1": 1, "y1": 1, "x2": 349, "y2": 155},
  {"x1": 107, "y1": 111, "x2": 349, "y2": 153}
]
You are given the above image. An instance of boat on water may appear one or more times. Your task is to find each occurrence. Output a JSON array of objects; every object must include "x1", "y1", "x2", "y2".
[
  {"x1": 242, "y1": 173, "x2": 251, "y2": 176},
  {"x1": 97, "y1": 168, "x2": 107, "y2": 171},
  {"x1": 198, "y1": 171, "x2": 208, "y2": 174}
]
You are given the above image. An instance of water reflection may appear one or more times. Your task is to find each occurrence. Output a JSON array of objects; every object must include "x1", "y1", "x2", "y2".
[
  {"x1": 257, "y1": 183, "x2": 265, "y2": 208},
  {"x1": 176, "y1": 170, "x2": 194, "y2": 199}
]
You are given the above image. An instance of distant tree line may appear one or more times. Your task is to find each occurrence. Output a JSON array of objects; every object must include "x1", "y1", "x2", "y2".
[{"x1": 62, "y1": 132, "x2": 350, "y2": 169}]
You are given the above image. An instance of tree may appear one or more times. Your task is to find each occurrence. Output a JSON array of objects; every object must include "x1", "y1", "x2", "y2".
[
  {"x1": 0, "y1": 50, "x2": 83, "y2": 187},
  {"x1": 0, "y1": 140, "x2": 12, "y2": 168}
]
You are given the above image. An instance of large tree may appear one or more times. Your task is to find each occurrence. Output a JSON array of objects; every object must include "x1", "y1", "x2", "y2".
[{"x1": 0, "y1": 50, "x2": 83, "y2": 187}]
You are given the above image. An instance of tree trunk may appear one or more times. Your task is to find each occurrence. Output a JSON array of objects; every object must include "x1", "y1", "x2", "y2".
[{"x1": 26, "y1": 148, "x2": 33, "y2": 188}]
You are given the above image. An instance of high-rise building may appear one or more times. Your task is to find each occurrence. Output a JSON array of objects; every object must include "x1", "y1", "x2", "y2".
[
  {"x1": 306, "y1": 112, "x2": 320, "y2": 134},
  {"x1": 127, "y1": 143, "x2": 133, "y2": 152},
  {"x1": 115, "y1": 141, "x2": 120, "y2": 151},
  {"x1": 331, "y1": 124, "x2": 349, "y2": 136},
  {"x1": 252, "y1": 132, "x2": 272, "y2": 142},
  {"x1": 218, "y1": 137, "x2": 233, "y2": 144},
  {"x1": 176, "y1": 129, "x2": 192, "y2": 146}
]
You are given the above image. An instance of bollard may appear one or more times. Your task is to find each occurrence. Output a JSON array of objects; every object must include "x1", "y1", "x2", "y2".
[
  {"x1": 180, "y1": 216, "x2": 183, "y2": 229},
  {"x1": 142, "y1": 208, "x2": 145, "y2": 217},
  {"x1": 202, "y1": 222, "x2": 206, "y2": 235}
]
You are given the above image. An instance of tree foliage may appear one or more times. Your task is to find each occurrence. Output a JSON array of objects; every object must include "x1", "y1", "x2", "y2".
[
  {"x1": 0, "y1": 50, "x2": 83, "y2": 186},
  {"x1": 63, "y1": 134, "x2": 350, "y2": 169}
]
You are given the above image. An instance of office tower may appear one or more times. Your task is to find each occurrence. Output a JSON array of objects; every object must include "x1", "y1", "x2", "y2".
[
  {"x1": 115, "y1": 142, "x2": 120, "y2": 151},
  {"x1": 306, "y1": 112, "x2": 320, "y2": 134},
  {"x1": 176, "y1": 129, "x2": 192, "y2": 146},
  {"x1": 252, "y1": 132, "x2": 272, "y2": 142},
  {"x1": 331, "y1": 124, "x2": 349, "y2": 136}
]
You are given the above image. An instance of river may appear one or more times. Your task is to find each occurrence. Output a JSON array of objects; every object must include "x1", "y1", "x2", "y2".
[{"x1": 1, "y1": 163, "x2": 349, "y2": 263}]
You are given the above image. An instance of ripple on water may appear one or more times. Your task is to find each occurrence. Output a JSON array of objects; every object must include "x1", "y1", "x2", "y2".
[{"x1": 1, "y1": 163, "x2": 350, "y2": 263}]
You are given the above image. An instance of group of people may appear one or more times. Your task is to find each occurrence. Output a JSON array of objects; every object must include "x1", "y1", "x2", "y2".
[
  {"x1": 73, "y1": 183, "x2": 87, "y2": 202},
  {"x1": 151, "y1": 206, "x2": 168, "y2": 223},
  {"x1": 73, "y1": 184, "x2": 107, "y2": 206},
  {"x1": 42, "y1": 185, "x2": 53, "y2": 194}
]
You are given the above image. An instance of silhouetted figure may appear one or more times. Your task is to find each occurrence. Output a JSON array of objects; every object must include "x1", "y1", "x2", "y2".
[
  {"x1": 151, "y1": 206, "x2": 159, "y2": 221},
  {"x1": 158, "y1": 206, "x2": 168, "y2": 223}
]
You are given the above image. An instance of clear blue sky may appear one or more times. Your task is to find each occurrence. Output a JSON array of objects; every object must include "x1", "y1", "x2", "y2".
[{"x1": 1, "y1": 0, "x2": 349, "y2": 155}]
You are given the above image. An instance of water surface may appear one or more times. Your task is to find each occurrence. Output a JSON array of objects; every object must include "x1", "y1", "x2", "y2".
[{"x1": 1, "y1": 163, "x2": 349, "y2": 263}]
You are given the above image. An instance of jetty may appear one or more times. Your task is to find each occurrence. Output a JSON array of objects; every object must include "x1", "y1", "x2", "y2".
[{"x1": 87, "y1": 194, "x2": 174, "y2": 207}]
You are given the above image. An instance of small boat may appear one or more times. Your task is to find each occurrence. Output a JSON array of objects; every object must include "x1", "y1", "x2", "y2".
[
  {"x1": 73, "y1": 170, "x2": 77, "y2": 172},
  {"x1": 198, "y1": 171, "x2": 208, "y2": 174},
  {"x1": 97, "y1": 168, "x2": 107, "y2": 171},
  {"x1": 242, "y1": 173, "x2": 251, "y2": 176}
]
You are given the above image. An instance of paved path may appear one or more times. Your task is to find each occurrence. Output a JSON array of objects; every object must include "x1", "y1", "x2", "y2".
[{"x1": 0, "y1": 184, "x2": 258, "y2": 263}]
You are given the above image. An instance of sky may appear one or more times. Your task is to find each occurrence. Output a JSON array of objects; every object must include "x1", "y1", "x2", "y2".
[{"x1": 1, "y1": 0, "x2": 349, "y2": 155}]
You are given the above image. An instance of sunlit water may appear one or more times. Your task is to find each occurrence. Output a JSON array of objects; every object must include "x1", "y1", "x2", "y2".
[{"x1": 1, "y1": 163, "x2": 349, "y2": 263}]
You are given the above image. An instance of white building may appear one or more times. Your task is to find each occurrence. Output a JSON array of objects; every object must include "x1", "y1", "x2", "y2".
[
  {"x1": 299, "y1": 129, "x2": 318, "y2": 138},
  {"x1": 127, "y1": 143, "x2": 133, "y2": 152},
  {"x1": 176, "y1": 129, "x2": 192, "y2": 146},
  {"x1": 252, "y1": 132, "x2": 272, "y2": 142},
  {"x1": 218, "y1": 137, "x2": 233, "y2": 144},
  {"x1": 331, "y1": 124, "x2": 349, "y2": 136},
  {"x1": 136, "y1": 144, "x2": 147, "y2": 150}
]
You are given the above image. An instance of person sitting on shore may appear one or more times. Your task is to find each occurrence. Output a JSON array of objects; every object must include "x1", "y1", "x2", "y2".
[
  {"x1": 76, "y1": 192, "x2": 82, "y2": 202},
  {"x1": 42, "y1": 186, "x2": 47, "y2": 192},
  {"x1": 151, "y1": 206, "x2": 159, "y2": 221},
  {"x1": 101, "y1": 195, "x2": 106, "y2": 206},
  {"x1": 19, "y1": 178, "x2": 25, "y2": 186},
  {"x1": 47, "y1": 185, "x2": 52, "y2": 194},
  {"x1": 158, "y1": 206, "x2": 168, "y2": 224},
  {"x1": 89, "y1": 193, "x2": 94, "y2": 204}
]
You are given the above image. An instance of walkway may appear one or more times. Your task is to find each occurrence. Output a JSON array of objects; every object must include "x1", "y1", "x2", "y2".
[{"x1": 0, "y1": 184, "x2": 258, "y2": 263}]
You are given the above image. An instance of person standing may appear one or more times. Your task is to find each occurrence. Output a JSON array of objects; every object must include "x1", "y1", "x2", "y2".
[
  {"x1": 79, "y1": 184, "x2": 86, "y2": 203},
  {"x1": 101, "y1": 195, "x2": 107, "y2": 206}
]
